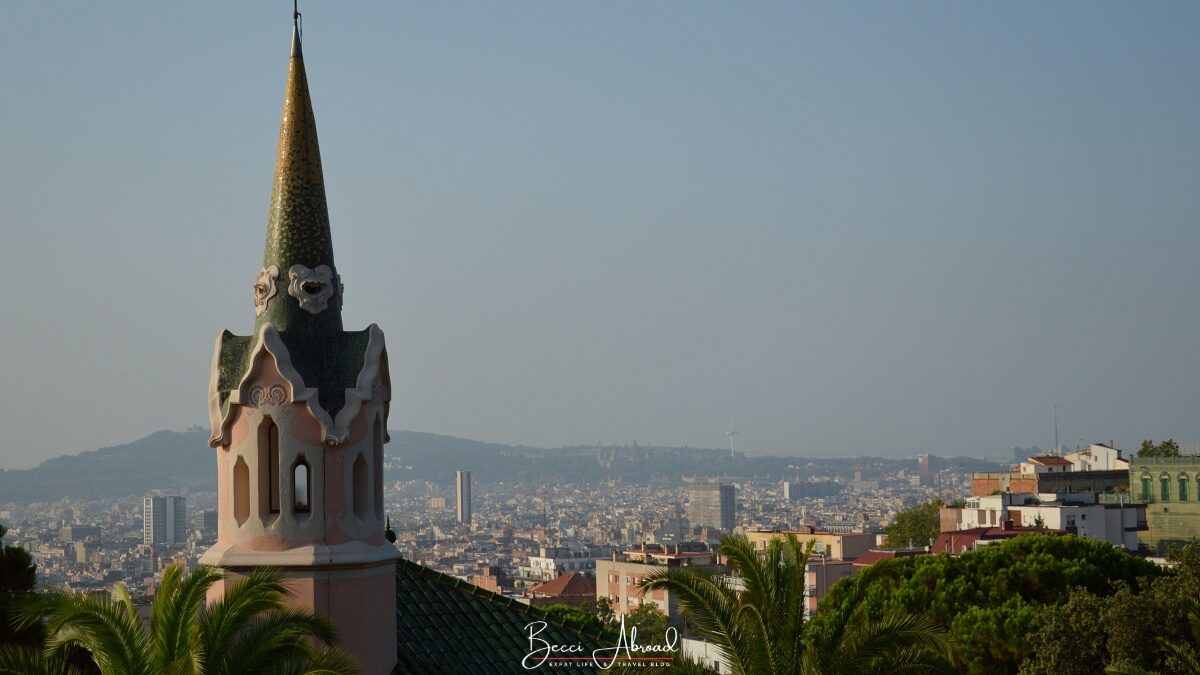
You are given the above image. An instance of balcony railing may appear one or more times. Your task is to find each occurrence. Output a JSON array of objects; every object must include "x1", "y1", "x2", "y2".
[{"x1": 1097, "y1": 493, "x2": 1159, "y2": 504}]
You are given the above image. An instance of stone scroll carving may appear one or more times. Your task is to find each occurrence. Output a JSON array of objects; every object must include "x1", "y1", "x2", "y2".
[
  {"x1": 287, "y1": 264, "x2": 339, "y2": 314},
  {"x1": 253, "y1": 265, "x2": 280, "y2": 316},
  {"x1": 249, "y1": 384, "x2": 287, "y2": 407},
  {"x1": 248, "y1": 383, "x2": 292, "y2": 420}
]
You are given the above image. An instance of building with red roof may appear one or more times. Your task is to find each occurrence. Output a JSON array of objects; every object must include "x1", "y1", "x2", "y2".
[
  {"x1": 932, "y1": 523, "x2": 1065, "y2": 554},
  {"x1": 525, "y1": 572, "x2": 597, "y2": 607}
]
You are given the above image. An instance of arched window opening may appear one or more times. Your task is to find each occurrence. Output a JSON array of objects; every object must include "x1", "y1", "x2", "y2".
[
  {"x1": 234, "y1": 456, "x2": 250, "y2": 526},
  {"x1": 293, "y1": 457, "x2": 311, "y2": 513},
  {"x1": 1181, "y1": 475, "x2": 1190, "y2": 502},
  {"x1": 257, "y1": 417, "x2": 280, "y2": 516},
  {"x1": 268, "y1": 421, "x2": 280, "y2": 513},
  {"x1": 1161, "y1": 474, "x2": 1171, "y2": 502},
  {"x1": 353, "y1": 453, "x2": 368, "y2": 519},
  {"x1": 373, "y1": 417, "x2": 384, "y2": 517},
  {"x1": 1141, "y1": 474, "x2": 1152, "y2": 501}
]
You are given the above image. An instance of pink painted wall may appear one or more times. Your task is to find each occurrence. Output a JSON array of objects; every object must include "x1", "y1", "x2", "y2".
[{"x1": 209, "y1": 564, "x2": 397, "y2": 675}]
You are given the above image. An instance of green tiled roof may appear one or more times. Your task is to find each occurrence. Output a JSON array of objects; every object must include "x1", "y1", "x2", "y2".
[
  {"x1": 212, "y1": 328, "x2": 371, "y2": 422},
  {"x1": 394, "y1": 559, "x2": 612, "y2": 674},
  {"x1": 211, "y1": 28, "x2": 368, "y2": 429}
]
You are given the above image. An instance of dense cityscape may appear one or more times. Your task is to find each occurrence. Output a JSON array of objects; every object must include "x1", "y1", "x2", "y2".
[
  {"x1": 7, "y1": 433, "x2": 1199, "y2": 673},
  {"x1": 1, "y1": 440, "x2": 969, "y2": 600},
  {"x1": 3, "y1": 3, "x2": 1199, "y2": 674}
]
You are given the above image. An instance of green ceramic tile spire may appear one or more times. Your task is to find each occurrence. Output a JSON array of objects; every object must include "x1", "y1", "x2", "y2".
[
  {"x1": 210, "y1": 15, "x2": 382, "y2": 446},
  {"x1": 256, "y1": 22, "x2": 342, "y2": 336}
]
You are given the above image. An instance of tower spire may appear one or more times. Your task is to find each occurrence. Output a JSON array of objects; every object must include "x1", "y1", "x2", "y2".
[
  {"x1": 292, "y1": 0, "x2": 302, "y2": 56},
  {"x1": 205, "y1": 15, "x2": 400, "y2": 672},
  {"x1": 254, "y1": 12, "x2": 341, "y2": 335}
]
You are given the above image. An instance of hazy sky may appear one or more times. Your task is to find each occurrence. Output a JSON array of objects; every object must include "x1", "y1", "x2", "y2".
[{"x1": 1, "y1": 2, "x2": 1198, "y2": 468}]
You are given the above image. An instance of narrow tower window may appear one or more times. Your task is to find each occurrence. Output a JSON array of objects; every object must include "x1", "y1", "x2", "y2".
[
  {"x1": 373, "y1": 417, "x2": 384, "y2": 517},
  {"x1": 268, "y1": 421, "x2": 280, "y2": 513},
  {"x1": 257, "y1": 417, "x2": 280, "y2": 516},
  {"x1": 234, "y1": 456, "x2": 250, "y2": 526},
  {"x1": 353, "y1": 453, "x2": 368, "y2": 519},
  {"x1": 293, "y1": 457, "x2": 311, "y2": 513}
]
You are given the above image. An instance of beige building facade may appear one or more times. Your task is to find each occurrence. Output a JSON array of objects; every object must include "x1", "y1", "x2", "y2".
[
  {"x1": 744, "y1": 529, "x2": 875, "y2": 560},
  {"x1": 596, "y1": 546, "x2": 718, "y2": 626}
]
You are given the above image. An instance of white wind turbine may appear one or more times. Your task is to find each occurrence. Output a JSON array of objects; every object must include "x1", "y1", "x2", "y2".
[{"x1": 726, "y1": 417, "x2": 739, "y2": 460}]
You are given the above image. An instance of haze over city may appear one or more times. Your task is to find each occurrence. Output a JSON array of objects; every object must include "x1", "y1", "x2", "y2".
[{"x1": 2, "y1": 2, "x2": 1199, "y2": 468}]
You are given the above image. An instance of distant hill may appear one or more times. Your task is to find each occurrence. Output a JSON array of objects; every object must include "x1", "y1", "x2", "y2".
[
  {"x1": 0, "y1": 429, "x2": 1005, "y2": 504},
  {"x1": 0, "y1": 430, "x2": 214, "y2": 503}
]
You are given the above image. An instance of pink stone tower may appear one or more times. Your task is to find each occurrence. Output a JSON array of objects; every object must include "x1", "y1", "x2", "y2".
[{"x1": 201, "y1": 17, "x2": 399, "y2": 674}]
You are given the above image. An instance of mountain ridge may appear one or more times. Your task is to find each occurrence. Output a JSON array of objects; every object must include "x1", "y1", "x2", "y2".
[{"x1": 0, "y1": 429, "x2": 1001, "y2": 504}]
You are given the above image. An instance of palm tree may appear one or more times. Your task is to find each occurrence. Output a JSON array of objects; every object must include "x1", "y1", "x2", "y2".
[
  {"x1": 639, "y1": 533, "x2": 950, "y2": 675},
  {"x1": 0, "y1": 564, "x2": 361, "y2": 675}
]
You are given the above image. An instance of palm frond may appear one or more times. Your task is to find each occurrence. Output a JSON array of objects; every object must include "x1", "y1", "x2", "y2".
[
  {"x1": 269, "y1": 644, "x2": 364, "y2": 675},
  {"x1": 720, "y1": 534, "x2": 773, "y2": 609},
  {"x1": 1185, "y1": 597, "x2": 1200, "y2": 639},
  {"x1": 1104, "y1": 663, "x2": 1156, "y2": 675},
  {"x1": 32, "y1": 589, "x2": 153, "y2": 675},
  {"x1": 732, "y1": 600, "x2": 780, "y2": 674},
  {"x1": 639, "y1": 566, "x2": 757, "y2": 674},
  {"x1": 150, "y1": 564, "x2": 222, "y2": 675},
  {"x1": 216, "y1": 608, "x2": 342, "y2": 675},
  {"x1": 198, "y1": 567, "x2": 292, "y2": 675},
  {"x1": 859, "y1": 645, "x2": 960, "y2": 675},
  {"x1": 0, "y1": 644, "x2": 86, "y2": 675},
  {"x1": 610, "y1": 649, "x2": 715, "y2": 674},
  {"x1": 826, "y1": 605, "x2": 949, "y2": 675}
]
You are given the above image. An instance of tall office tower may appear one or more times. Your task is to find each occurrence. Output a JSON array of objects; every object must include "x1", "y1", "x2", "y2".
[
  {"x1": 689, "y1": 483, "x2": 736, "y2": 531},
  {"x1": 143, "y1": 495, "x2": 186, "y2": 546},
  {"x1": 918, "y1": 454, "x2": 934, "y2": 487},
  {"x1": 200, "y1": 16, "x2": 399, "y2": 673},
  {"x1": 456, "y1": 470, "x2": 472, "y2": 525}
]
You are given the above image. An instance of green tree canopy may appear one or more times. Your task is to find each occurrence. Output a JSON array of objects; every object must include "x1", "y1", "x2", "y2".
[
  {"x1": 0, "y1": 525, "x2": 38, "y2": 649},
  {"x1": 621, "y1": 603, "x2": 670, "y2": 645},
  {"x1": 640, "y1": 533, "x2": 950, "y2": 675},
  {"x1": 539, "y1": 602, "x2": 611, "y2": 636},
  {"x1": 811, "y1": 534, "x2": 1164, "y2": 674},
  {"x1": 542, "y1": 596, "x2": 670, "y2": 645},
  {"x1": 883, "y1": 500, "x2": 944, "y2": 549},
  {"x1": 1139, "y1": 439, "x2": 1182, "y2": 458},
  {"x1": 1023, "y1": 541, "x2": 1200, "y2": 675}
]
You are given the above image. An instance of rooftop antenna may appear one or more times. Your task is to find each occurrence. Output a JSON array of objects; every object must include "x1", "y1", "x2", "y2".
[
  {"x1": 725, "y1": 417, "x2": 739, "y2": 460},
  {"x1": 1053, "y1": 405, "x2": 1061, "y2": 455}
]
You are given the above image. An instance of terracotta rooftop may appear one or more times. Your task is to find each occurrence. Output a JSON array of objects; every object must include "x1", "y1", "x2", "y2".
[
  {"x1": 528, "y1": 572, "x2": 596, "y2": 599},
  {"x1": 932, "y1": 526, "x2": 1065, "y2": 555},
  {"x1": 1028, "y1": 455, "x2": 1074, "y2": 466}
]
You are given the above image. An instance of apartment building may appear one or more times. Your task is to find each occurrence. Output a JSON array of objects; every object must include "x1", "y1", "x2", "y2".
[{"x1": 596, "y1": 543, "x2": 719, "y2": 626}]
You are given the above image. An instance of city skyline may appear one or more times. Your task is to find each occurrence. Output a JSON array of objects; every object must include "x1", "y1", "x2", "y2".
[{"x1": 3, "y1": 3, "x2": 1200, "y2": 469}]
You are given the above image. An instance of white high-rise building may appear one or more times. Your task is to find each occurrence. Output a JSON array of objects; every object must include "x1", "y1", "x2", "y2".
[
  {"x1": 456, "y1": 470, "x2": 472, "y2": 525},
  {"x1": 143, "y1": 495, "x2": 186, "y2": 546}
]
